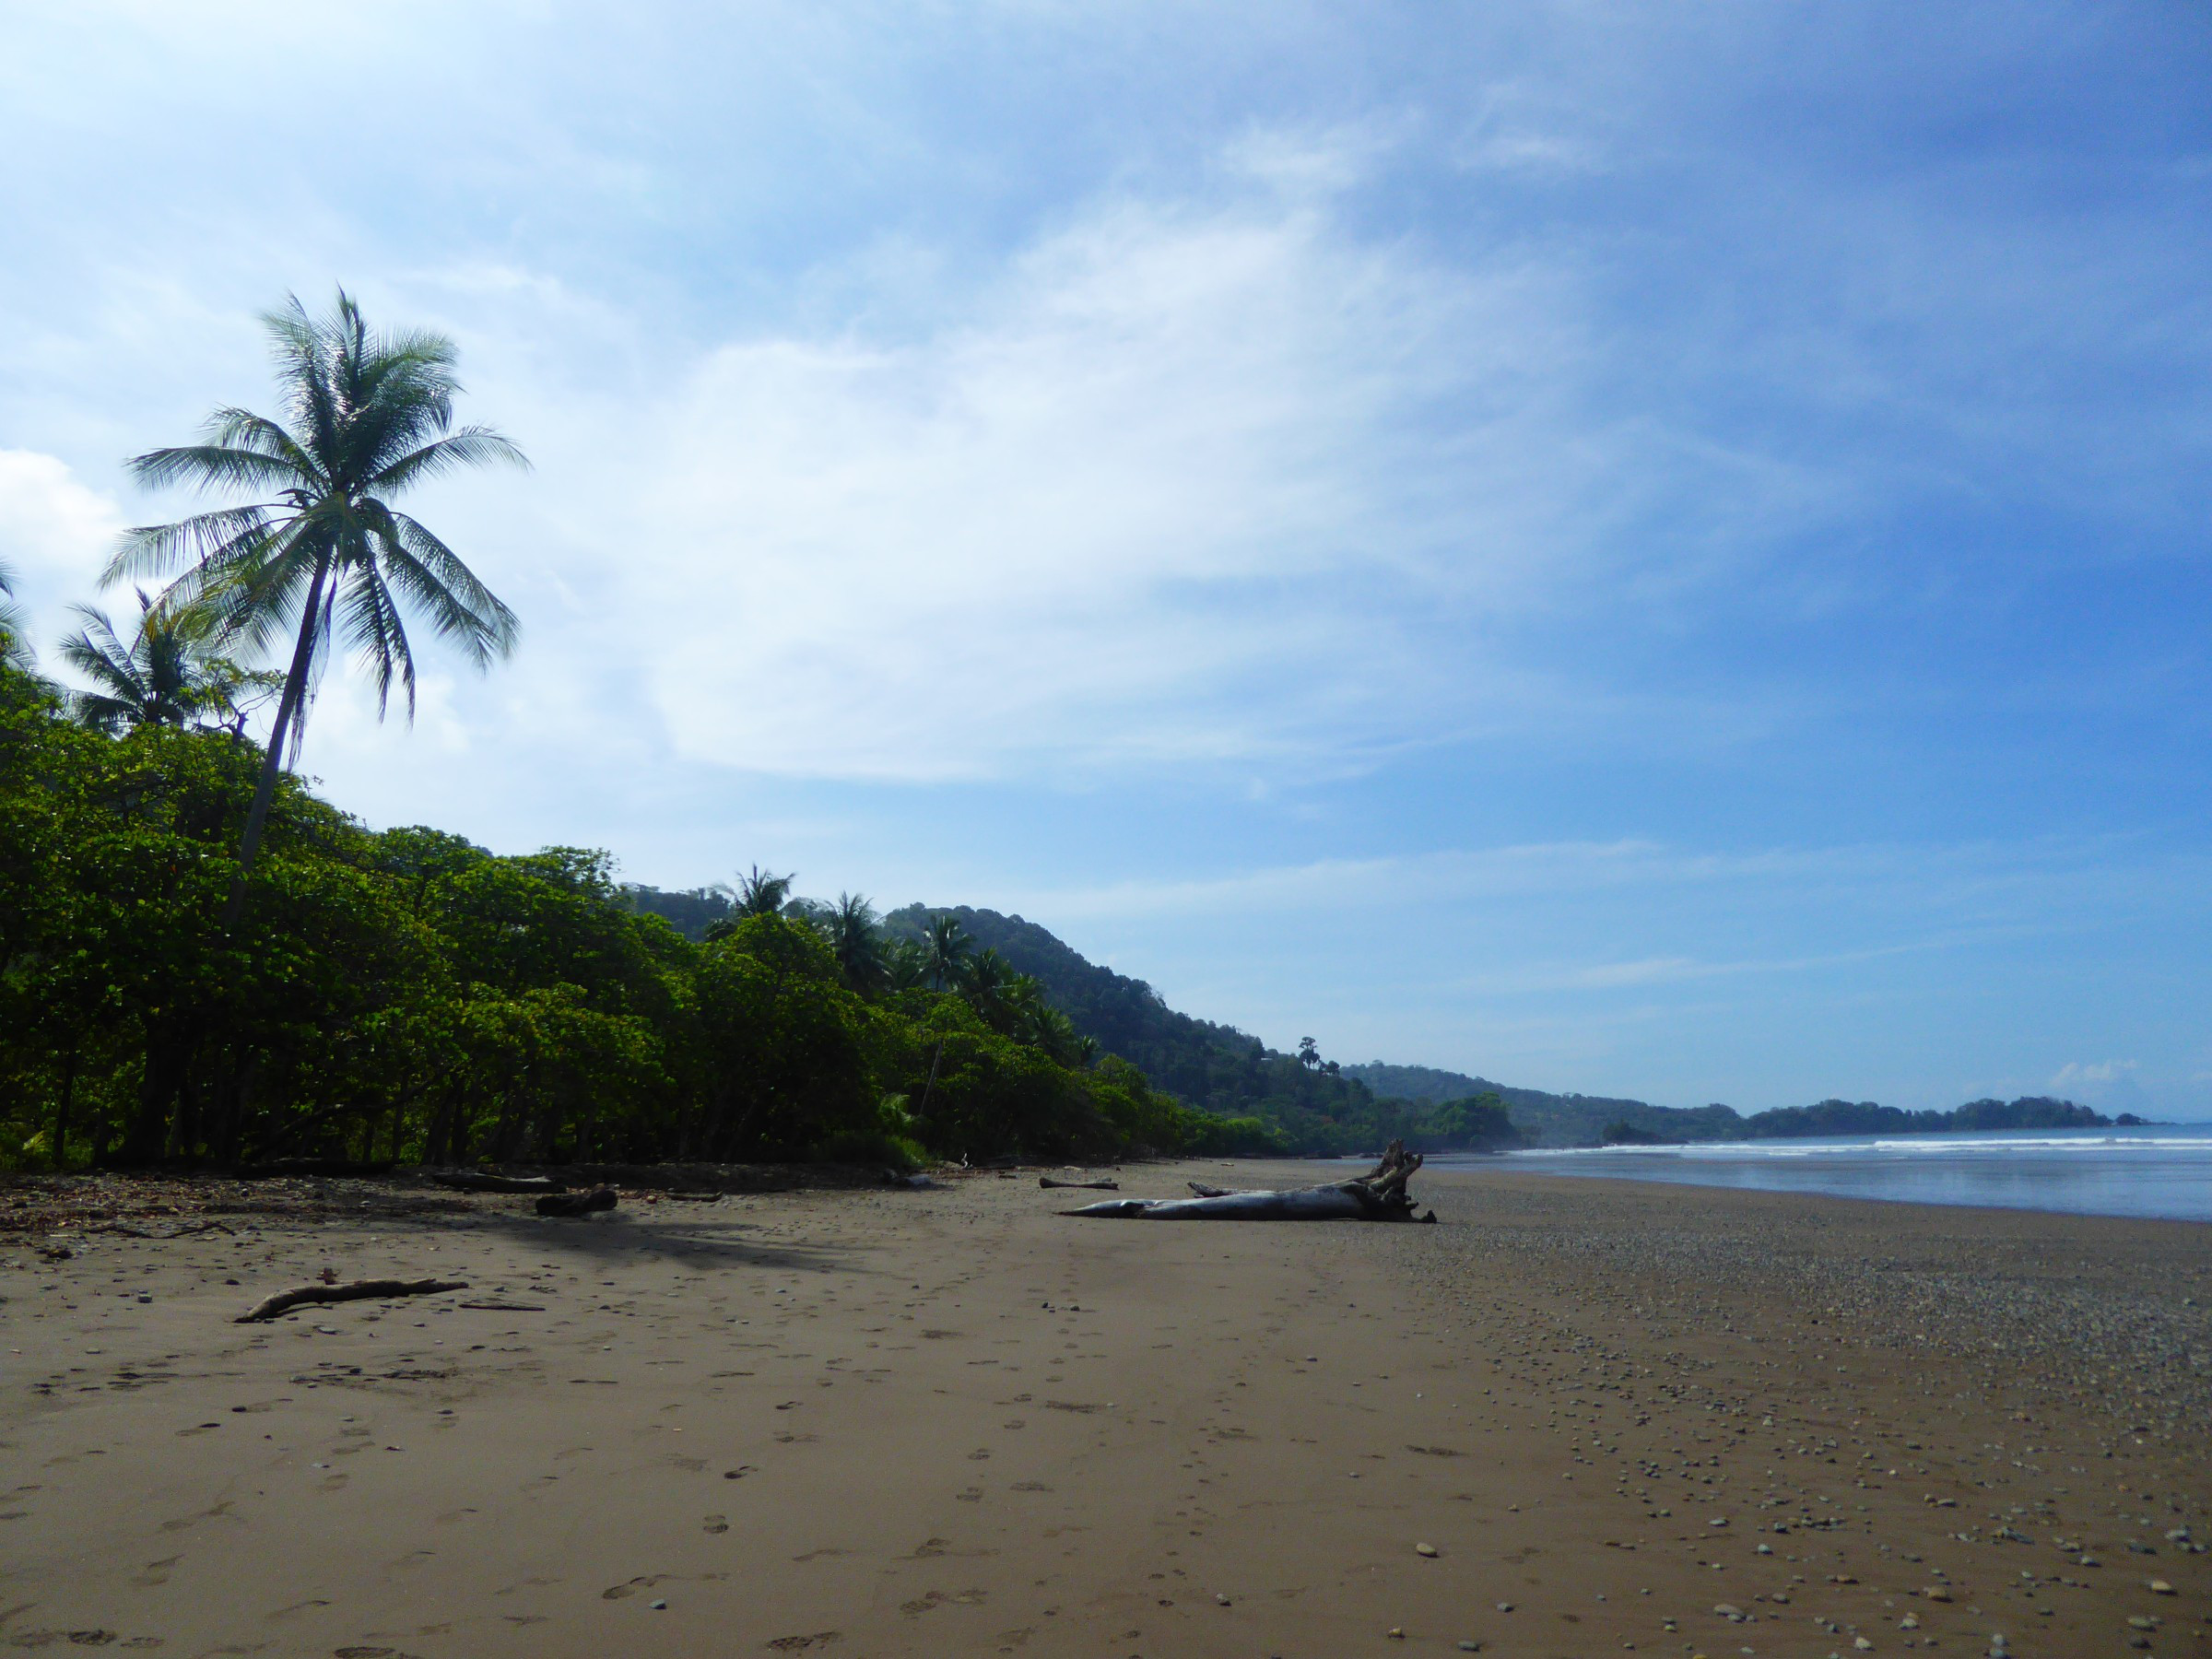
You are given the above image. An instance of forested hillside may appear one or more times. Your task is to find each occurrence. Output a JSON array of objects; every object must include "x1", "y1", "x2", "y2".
[
  {"x1": 1342, "y1": 1066, "x2": 2132, "y2": 1146},
  {"x1": 1340, "y1": 1063, "x2": 1734, "y2": 1147},
  {"x1": 883, "y1": 906, "x2": 1520, "y2": 1156}
]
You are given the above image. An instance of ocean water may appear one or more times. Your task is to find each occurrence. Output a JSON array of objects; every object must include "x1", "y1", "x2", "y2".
[{"x1": 1430, "y1": 1124, "x2": 2212, "y2": 1223}]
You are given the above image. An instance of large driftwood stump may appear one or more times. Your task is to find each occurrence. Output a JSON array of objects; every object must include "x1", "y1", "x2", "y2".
[
  {"x1": 535, "y1": 1185, "x2": 618, "y2": 1218},
  {"x1": 236, "y1": 1277, "x2": 469, "y2": 1324},
  {"x1": 1064, "y1": 1141, "x2": 1436, "y2": 1222}
]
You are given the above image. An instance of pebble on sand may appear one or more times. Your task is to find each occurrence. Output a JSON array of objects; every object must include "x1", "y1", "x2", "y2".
[{"x1": 1416, "y1": 1542, "x2": 1439, "y2": 1557}]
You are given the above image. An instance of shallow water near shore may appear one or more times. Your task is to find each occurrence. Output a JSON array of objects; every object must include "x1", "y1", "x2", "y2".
[{"x1": 1444, "y1": 1123, "x2": 2212, "y2": 1221}]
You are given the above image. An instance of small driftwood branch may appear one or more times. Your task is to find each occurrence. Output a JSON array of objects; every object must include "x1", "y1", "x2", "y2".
[
  {"x1": 431, "y1": 1171, "x2": 567, "y2": 1194},
  {"x1": 236, "y1": 1277, "x2": 469, "y2": 1324},
  {"x1": 1065, "y1": 1141, "x2": 1435, "y2": 1224},
  {"x1": 1039, "y1": 1177, "x2": 1119, "y2": 1191},
  {"x1": 89, "y1": 1219, "x2": 237, "y2": 1240}
]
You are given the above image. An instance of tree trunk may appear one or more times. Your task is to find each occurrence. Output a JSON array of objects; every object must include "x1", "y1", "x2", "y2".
[
  {"x1": 51, "y1": 1047, "x2": 77, "y2": 1170},
  {"x1": 118, "y1": 1015, "x2": 194, "y2": 1165},
  {"x1": 220, "y1": 556, "x2": 329, "y2": 931},
  {"x1": 1064, "y1": 1141, "x2": 1436, "y2": 1223}
]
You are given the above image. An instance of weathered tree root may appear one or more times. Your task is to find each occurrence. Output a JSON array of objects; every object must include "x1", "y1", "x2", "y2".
[
  {"x1": 1065, "y1": 1140, "x2": 1436, "y2": 1222},
  {"x1": 236, "y1": 1277, "x2": 469, "y2": 1324}
]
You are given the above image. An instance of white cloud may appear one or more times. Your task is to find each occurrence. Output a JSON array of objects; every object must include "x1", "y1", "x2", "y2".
[{"x1": 0, "y1": 450, "x2": 123, "y2": 594}]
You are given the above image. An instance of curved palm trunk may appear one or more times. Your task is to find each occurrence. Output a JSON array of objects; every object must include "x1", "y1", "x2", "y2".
[{"x1": 219, "y1": 557, "x2": 327, "y2": 929}]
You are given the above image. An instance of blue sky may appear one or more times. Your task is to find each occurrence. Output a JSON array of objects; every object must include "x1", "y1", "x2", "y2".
[{"x1": 3, "y1": 2, "x2": 2207, "y2": 1115}]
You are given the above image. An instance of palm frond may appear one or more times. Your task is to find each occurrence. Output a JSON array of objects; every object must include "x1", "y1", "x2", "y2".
[
  {"x1": 104, "y1": 505, "x2": 275, "y2": 583},
  {"x1": 262, "y1": 294, "x2": 342, "y2": 464},
  {"x1": 202, "y1": 407, "x2": 322, "y2": 477},
  {"x1": 373, "y1": 509, "x2": 519, "y2": 664},
  {"x1": 335, "y1": 559, "x2": 416, "y2": 721},
  {"x1": 126, "y1": 442, "x2": 307, "y2": 496},
  {"x1": 369, "y1": 427, "x2": 529, "y2": 494}
]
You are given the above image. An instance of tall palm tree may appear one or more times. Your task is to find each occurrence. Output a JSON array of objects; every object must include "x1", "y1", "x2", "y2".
[
  {"x1": 109, "y1": 288, "x2": 524, "y2": 923},
  {"x1": 822, "y1": 891, "x2": 888, "y2": 994},
  {"x1": 736, "y1": 865, "x2": 795, "y2": 917},
  {"x1": 0, "y1": 556, "x2": 30, "y2": 669},
  {"x1": 58, "y1": 590, "x2": 276, "y2": 734},
  {"x1": 961, "y1": 946, "x2": 1015, "y2": 1021},
  {"x1": 922, "y1": 912, "x2": 973, "y2": 994},
  {"x1": 705, "y1": 865, "x2": 797, "y2": 940}
]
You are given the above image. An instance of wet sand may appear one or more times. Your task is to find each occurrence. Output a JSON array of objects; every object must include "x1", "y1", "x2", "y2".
[{"x1": 4, "y1": 1161, "x2": 2208, "y2": 1657}]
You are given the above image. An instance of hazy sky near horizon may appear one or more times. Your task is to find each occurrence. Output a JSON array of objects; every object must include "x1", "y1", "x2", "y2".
[{"x1": 4, "y1": 2, "x2": 2208, "y2": 1115}]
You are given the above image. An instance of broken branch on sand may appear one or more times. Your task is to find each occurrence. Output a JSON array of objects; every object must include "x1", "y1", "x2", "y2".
[
  {"x1": 236, "y1": 1277, "x2": 469, "y2": 1323},
  {"x1": 1062, "y1": 1140, "x2": 1436, "y2": 1223},
  {"x1": 1039, "y1": 1177, "x2": 1119, "y2": 1191}
]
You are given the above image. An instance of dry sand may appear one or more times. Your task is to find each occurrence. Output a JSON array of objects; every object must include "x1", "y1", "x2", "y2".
[{"x1": 4, "y1": 1160, "x2": 2208, "y2": 1658}]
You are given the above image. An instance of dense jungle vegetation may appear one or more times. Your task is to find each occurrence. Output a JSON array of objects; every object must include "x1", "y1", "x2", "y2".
[{"x1": 0, "y1": 661, "x2": 1294, "y2": 1171}]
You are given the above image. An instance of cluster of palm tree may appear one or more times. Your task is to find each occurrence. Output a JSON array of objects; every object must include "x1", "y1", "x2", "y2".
[
  {"x1": 5, "y1": 568, "x2": 279, "y2": 735},
  {"x1": 55, "y1": 589, "x2": 280, "y2": 735},
  {"x1": 6, "y1": 288, "x2": 525, "y2": 928},
  {"x1": 712, "y1": 880, "x2": 1095, "y2": 1068}
]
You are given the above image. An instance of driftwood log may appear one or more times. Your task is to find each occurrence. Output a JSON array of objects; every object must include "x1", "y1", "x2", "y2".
[
  {"x1": 535, "y1": 1185, "x2": 618, "y2": 1217},
  {"x1": 236, "y1": 1277, "x2": 469, "y2": 1324},
  {"x1": 1064, "y1": 1141, "x2": 1435, "y2": 1223},
  {"x1": 1039, "y1": 1177, "x2": 1119, "y2": 1191},
  {"x1": 432, "y1": 1171, "x2": 567, "y2": 1194}
]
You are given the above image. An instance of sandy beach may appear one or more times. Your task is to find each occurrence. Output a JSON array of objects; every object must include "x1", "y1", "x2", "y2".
[{"x1": 4, "y1": 1161, "x2": 2207, "y2": 1658}]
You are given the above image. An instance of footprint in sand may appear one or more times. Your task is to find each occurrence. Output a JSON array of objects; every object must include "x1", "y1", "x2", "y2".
[
  {"x1": 601, "y1": 1575, "x2": 671, "y2": 1600},
  {"x1": 900, "y1": 1590, "x2": 987, "y2": 1615},
  {"x1": 158, "y1": 1501, "x2": 233, "y2": 1534},
  {"x1": 764, "y1": 1634, "x2": 841, "y2": 1652},
  {"x1": 132, "y1": 1555, "x2": 181, "y2": 1586}
]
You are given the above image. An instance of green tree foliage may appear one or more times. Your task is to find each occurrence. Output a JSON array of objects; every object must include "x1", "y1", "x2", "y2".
[{"x1": 0, "y1": 663, "x2": 1241, "y2": 1171}]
